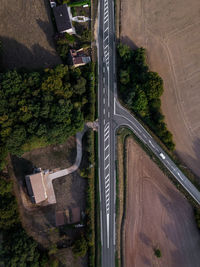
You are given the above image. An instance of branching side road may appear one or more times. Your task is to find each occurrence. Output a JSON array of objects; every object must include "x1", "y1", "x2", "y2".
[{"x1": 97, "y1": 0, "x2": 200, "y2": 266}]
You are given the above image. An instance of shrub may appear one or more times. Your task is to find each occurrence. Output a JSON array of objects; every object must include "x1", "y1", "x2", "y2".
[
  {"x1": 154, "y1": 248, "x2": 162, "y2": 258},
  {"x1": 72, "y1": 235, "x2": 88, "y2": 258}
]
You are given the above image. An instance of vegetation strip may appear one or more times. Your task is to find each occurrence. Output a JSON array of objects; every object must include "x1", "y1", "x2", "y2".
[
  {"x1": 115, "y1": 132, "x2": 127, "y2": 267},
  {"x1": 94, "y1": 132, "x2": 101, "y2": 267}
]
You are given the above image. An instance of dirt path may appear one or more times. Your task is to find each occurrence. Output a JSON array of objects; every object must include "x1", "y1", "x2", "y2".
[
  {"x1": 0, "y1": 0, "x2": 61, "y2": 69},
  {"x1": 120, "y1": 0, "x2": 200, "y2": 178},
  {"x1": 124, "y1": 137, "x2": 200, "y2": 267}
]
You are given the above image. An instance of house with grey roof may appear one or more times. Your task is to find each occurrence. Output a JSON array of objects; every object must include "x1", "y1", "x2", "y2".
[{"x1": 53, "y1": 4, "x2": 75, "y2": 34}]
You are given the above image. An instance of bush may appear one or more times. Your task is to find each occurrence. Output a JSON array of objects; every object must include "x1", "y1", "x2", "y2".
[
  {"x1": 72, "y1": 235, "x2": 88, "y2": 258},
  {"x1": 154, "y1": 248, "x2": 162, "y2": 258}
]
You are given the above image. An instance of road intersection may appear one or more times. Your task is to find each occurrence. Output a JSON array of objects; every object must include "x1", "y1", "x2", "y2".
[{"x1": 97, "y1": 0, "x2": 200, "y2": 266}]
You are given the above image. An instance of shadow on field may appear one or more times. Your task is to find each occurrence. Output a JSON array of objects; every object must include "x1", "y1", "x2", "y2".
[
  {"x1": 175, "y1": 137, "x2": 200, "y2": 180},
  {"x1": 0, "y1": 36, "x2": 60, "y2": 70},
  {"x1": 36, "y1": 18, "x2": 55, "y2": 50},
  {"x1": 120, "y1": 35, "x2": 138, "y2": 49}
]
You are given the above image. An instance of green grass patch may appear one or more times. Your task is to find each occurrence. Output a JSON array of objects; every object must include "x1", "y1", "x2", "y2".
[
  {"x1": 21, "y1": 136, "x2": 48, "y2": 152},
  {"x1": 67, "y1": 0, "x2": 91, "y2": 7}
]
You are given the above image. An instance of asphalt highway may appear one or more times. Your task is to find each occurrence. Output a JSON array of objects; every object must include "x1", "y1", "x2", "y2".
[
  {"x1": 97, "y1": 0, "x2": 200, "y2": 266},
  {"x1": 97, "y1": 0, "x2": 116, "y2": 265}
]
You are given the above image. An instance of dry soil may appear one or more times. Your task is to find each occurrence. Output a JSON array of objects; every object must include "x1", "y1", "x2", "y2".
[
  {"x1": 124, "y1": 137, "x2": 200, "y2": 267},
  {"x1": 0, "y1": 0, "x2": 61, "y2": 69},
  {"x1": 120, "y1": 0, "x2": 200, "y2": 177}
]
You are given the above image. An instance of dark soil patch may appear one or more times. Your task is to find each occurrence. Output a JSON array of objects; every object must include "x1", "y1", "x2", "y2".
[{"x1": 0, "y1": 0, "x2": 61, "y2": 69}]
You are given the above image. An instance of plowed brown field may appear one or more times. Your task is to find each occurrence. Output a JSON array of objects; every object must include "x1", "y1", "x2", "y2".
[
  {"x1": 124, "y1": 137, "x2": 200, "y2": 267},
  {"x1": 120, "y1": 0, "x2": 200, "y2": 177},
  {"x1": 0, "y1": 0, "x2": 61, "y2": 69}
]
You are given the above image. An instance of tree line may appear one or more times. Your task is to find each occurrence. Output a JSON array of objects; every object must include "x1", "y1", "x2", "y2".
[
  {"x1": 117, "y1": 43, "x2": 175, "y2": 151},
  {"x1": 0, "y1": 174, "x2": 56, "y2": 266}
]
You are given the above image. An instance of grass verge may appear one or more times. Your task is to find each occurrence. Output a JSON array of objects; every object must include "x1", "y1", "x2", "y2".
[
  {"x1": 115, "y1": 130, "x2": 128, "y2": 267},
  {"x1": 94, "y1": 132, "x2": 101, "y2": 266}
]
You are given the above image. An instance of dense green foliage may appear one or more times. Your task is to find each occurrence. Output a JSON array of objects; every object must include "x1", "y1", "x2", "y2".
[
  {"x1": 0, "y1": 175, "x2": 48, "y2": 266},
  {"x1": 1, "y1": 228, "x2": 48, "y2": 266},
  {"x1": 0, "y1": 176, "x2": 19, "y2": 230},
  {"x1": 0, "y1": 64, "x2": 93, "y2": 168},
  {"x1": 72, "y1": 235, "x2": 88, "y2": 258},
  {"x1": 81, "y1": 130, "x2": 95, "y2": 265},
  {"x1": 56, "y1": 33, "x2": 75, "y2": 60},
  {"x1": 67, "y1": 0, "x2": 91, "y2": 7},
  {"x1": 55, "y1": 30, "x2": 91, "y2": 62},
  {"x1": 117, "y1": 43, "x2": 175, "y2": 151}
]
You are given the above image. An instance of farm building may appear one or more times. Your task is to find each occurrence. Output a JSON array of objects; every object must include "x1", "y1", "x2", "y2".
[{"x1": 53, "y1": 4, "x2": 75, "y2": 34}]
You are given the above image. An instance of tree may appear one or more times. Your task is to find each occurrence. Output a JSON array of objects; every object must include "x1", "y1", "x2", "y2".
[
  {"x1": 149, "y1": 98, "x2": 161, "y2": 110},
  {"x1": 144, "y1": 71, "x2": 163, "y2": 100},
  {"x1": 117, "y1": 43, "x2": 133, "y2": 63},
  {"x1": 132, "y1": 90, "x2": 148, "y2": 116},
  {"x1": 1, "y1": 227, "x2": 47, "y2": 266},
  {"x1": 120, "y1": 70, "x2": 130, "y2": 85},
  {"x1": 133, "y1": 47, "x2": 147, "y2": 68},
  {"x1": 0, "y1": 177, "x2": 19, "y2": 230},
  {"x1": 0, "y1": 176, "x2": 49, "y2": 266},
  {"x1": 72, "y1": 235, "x2": 88, "y2": 258},
  {"x1": 154, "y1": 248, "x2": 162, "y2": 258},
  {"x1": 0, "y1": 176, "x2": 13, "y2": 196}
]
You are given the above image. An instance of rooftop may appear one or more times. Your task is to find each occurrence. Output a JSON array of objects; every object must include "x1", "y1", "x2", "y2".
[
  {"x1": 53, "y1": 4, "x2": 72, "y2": 33},
  {"x1": 25, "y1": 172, "x2": 47, "y2": 204},
  {"x1": 55, "y1": 211, "x2": 65, "y2": 226}
]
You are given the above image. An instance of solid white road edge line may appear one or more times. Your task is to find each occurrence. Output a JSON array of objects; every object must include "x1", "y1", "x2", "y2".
[{"x1": 107, "y1": 213, "x2": 109, "y2": 248}]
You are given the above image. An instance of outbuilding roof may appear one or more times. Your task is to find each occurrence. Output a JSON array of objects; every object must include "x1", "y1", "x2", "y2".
[
  {"x1": 53, "y1": 4, "x2": 72, "y2": 33},
  {"x1": 55, "y1": 211, "x2": 65, "y2": 226}
]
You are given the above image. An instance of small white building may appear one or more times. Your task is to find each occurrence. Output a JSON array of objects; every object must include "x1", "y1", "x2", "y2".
[{"x1": 49, "y1": 0, "x2": 56, "y2": 8}]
